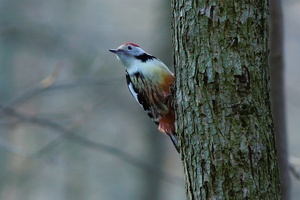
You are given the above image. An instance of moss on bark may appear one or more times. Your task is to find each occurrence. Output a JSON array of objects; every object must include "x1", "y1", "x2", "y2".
[{"x1": 171, "y1": 1, "x2": 281, "y2": 199}]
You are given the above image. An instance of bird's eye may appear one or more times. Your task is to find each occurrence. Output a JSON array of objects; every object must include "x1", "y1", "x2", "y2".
[{"x1": 127, "y1": 46, "x2": 132, "y2": 50}]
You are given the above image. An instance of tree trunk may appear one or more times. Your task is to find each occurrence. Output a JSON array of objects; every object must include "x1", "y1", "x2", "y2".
[
  {"x1": 269, "y1": 0, "x2": 290, "y2": 199},
  {"x1": 171, "y1": 1, "x2": 282, "y2": 199}
]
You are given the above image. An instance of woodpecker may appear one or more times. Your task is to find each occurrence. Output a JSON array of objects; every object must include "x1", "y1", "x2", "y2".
[{"x1": 109, "y1": 42, "x2": 179, "y2": 152}]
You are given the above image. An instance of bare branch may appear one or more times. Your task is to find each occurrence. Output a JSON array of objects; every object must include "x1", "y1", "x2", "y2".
[
  {"x1": 1, "y1": 77, "x2": 123, "y2": 110},
  {"x1": 0, "y1": 105, "x2": 183, "y2": 186},
  {"x1": 0, "y1": 65, "x2": 182, "y2": 186}
]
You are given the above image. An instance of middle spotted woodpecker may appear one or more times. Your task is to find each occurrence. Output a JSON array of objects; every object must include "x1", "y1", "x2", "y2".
[{"x1": 109, "y1": 42, "x2": 179, "y2": 152}]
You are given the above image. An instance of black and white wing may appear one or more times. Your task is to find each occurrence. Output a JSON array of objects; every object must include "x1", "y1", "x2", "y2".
[{"x1": 125, "y1": 71, "x2": 168, "y2": 125}]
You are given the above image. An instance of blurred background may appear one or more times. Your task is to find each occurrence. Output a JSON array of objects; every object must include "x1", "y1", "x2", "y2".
[{"x1": 0, "y1": 0, "x2": 298, "y2": 200}]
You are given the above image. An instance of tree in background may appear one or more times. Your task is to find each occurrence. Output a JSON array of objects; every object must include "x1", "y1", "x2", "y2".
[
  {"x1": 269, "y1": 0, "x2": 290, "y2": 199},
  {"x1": 171, "y1": 1, "x2": 281, "y2": 199}
]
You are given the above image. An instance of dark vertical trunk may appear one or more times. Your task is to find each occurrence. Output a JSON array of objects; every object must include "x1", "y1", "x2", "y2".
[{"x1": 269, "y1": 0, "x2": 290, "y2": 199}]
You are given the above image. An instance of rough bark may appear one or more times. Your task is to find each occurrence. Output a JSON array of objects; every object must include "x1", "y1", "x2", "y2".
[{"x1": 171, "y1": 1, "x2": 281, "y2": 199}]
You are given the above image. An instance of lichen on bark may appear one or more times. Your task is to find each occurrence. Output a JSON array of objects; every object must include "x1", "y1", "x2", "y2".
[{"x1": 171, "y1": 0, "x2": 281, "y2": 199}]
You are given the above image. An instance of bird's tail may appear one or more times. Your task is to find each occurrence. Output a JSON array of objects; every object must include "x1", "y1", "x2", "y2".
[
  {"x1": 158, "y1": 119, "x2": 179, "y2": 153},
  {"x1": 167, "y1": 133, "x2": 179, "y2": 153}
]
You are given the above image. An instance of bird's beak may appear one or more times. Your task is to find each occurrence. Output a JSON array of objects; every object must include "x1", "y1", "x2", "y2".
[{"x1": 109, "y1": 49, "x2": 119, "y2": 54}]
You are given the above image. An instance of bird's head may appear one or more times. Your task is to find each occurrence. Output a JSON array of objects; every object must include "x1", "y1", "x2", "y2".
[{"x1": 109, "y1": 42, "x2": 147, "y2": 68}]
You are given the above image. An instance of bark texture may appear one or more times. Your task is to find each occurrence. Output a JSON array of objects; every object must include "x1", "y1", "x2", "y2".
[{"x1": 171, "y1": 1, "x2": 281, "y2": 199}]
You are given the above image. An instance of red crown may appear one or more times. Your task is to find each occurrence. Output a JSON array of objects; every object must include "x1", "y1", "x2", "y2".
[{"x1": 124, "y1": 42, "x2": 139, "y2": 47}]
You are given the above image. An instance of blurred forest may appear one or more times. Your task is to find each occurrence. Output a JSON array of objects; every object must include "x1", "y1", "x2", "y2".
[{"x1": 0, "y1": 0, "x2": 299, "y2": 200}]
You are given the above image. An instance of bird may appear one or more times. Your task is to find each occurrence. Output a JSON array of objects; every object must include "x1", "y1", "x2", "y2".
[{"x1": 109, "y1": 42, "x2": 179, "y2": 152}]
